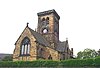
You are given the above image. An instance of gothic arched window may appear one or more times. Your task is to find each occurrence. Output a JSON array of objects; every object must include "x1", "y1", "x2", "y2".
[
  {"x1": 48, "y1": 55, "x2": 52, "y2": 60},
  {"x1": 20, "y1": 37, "x2": 30, "y2": 56},
  {"x1": 46, "y1": 17, "x2": 49, "y2": 24},
  {"x1": 42, "y1": 18, "x2": 45, "y2": 21},
  {"x1": 46, "y1": 17, "x2": 49, "y2": 21},
  {"x1": 39, "y1": 48, "x2": 44, "y2": 58}
]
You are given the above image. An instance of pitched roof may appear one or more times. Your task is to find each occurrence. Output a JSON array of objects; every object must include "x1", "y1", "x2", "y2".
[
  {"x1": 28, "y1": 27, "x2": 49, "y2": 46},
  {"x1": 56, "y1": 41, "x2": 69, "y2": 52}
]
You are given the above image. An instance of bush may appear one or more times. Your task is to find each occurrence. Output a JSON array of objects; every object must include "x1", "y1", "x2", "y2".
[
  {"x1": 85, "y1": 58, "x2": 95, "y2": 66},
  {"x1": 60, "y1": 58, "x2": 95, "y2": 67},
  {"x1": 0, "y1": 57, "x2": 100, "y2": 67},
  {"x1": 41, "y1": 60, "x2": 59, "y2": 67},
  {"x1": 0, "y1": 60, "x2": 59, "y2": 67},
  {"x1": 95, "y1": 56, "x2": 100, "y2": 66},
  {"x1": 60, "y1": 59, "x2": 87, "y2": 67}
]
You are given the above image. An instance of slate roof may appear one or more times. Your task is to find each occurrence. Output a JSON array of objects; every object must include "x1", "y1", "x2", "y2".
[
  {"x1": 15, "y1": 25, "x2": 69, "y2": 52},
  {"x1": 56, "y1": 41, "x2": 69, "y2": 52},
  {"x1": 29, "y1": 27, "x2": 69, "y2": 52},
  {"x1": 28, "y1": 27, "x2": 49, "y2": 47}
]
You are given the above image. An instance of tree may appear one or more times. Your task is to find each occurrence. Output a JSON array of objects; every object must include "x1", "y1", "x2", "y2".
[
  {"x1": 77, "y1": 48, "x2": 98, "y2": 59},
  {"x1": 97, "y1": 49, "x2": 100, "y2": 56},
  {"x1": 2, "y1": 55, "x2": 12, "y2": 61}
]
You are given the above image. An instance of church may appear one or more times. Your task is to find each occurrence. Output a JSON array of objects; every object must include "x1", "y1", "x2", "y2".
[{"x1": 13, "y1": 9, "x2": 73, "y2": 61}]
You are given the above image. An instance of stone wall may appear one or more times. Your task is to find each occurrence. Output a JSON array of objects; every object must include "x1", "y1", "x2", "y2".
[
  {"x1": 47, "y1": 47, "x2": 59, "y2": 60},
  {"x1": 13, "y1": 27, "x2": 37, "y2": 61}
]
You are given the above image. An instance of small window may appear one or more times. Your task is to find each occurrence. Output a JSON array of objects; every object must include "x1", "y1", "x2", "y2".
[
  {"x1": 67, "y1": 47, "x2": 68, "y2": 50},
  {"x1": 46, "y1": 17, "x2": 49, "y2": 25},
  {"x1": 48, "y1": 55, "x2": 52, "y2": 60},
  {"x1": 42, "y1": 18, "x2": 45, "y2": 21},
  {"x1": 46, "y1": 17, "x2": 49, "y2": 20},
  {"x1": 63, "y1": 54, "x2": 65, "y2": 60},
  {"x1": 42, "y1": 28, "x2": 48, "y2": 34},
  {"x1": 39, "y1": 48, "x2": 44, "y2": 58}
]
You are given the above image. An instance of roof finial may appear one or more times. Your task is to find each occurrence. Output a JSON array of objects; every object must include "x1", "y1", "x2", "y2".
[
  {"x1": 66, "y1": 38, "x2": 68, "y2": 43},
  {"x1": 66, "y1": 38, "x2": 68, "y2": 40},
  {"x1": 27, "y1": 22, "x2": 29, "y2": 27}
]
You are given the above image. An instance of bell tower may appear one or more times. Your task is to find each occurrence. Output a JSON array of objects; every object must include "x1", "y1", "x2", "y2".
[{"x1": 37, "y1": 9, "x2": 60, "y2": 48}]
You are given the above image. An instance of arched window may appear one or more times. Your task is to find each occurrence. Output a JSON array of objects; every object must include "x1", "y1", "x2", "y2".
[
  {"x1": 63, "y1": 54, "x2": 65, "y2": 60},
  {"x1": 48, "y1": 55, "x2": 52, "y2": 60},
  {"x1": 20, "y1": 37, "x2": 30, "y2": 56},
  {"x1": 42, "y1": 18, "x2": 45, "y2": 21},
  {"x1": 46, "y1": 17, "x2": 49, "y2": 24},
  {"x1": 40, "y1": 48, "x2": 43, "y2": 57},
  {"x1": 46, "y1": 17, "x2": 49, "y2": 20},
  {"x1": 42, "y1": 28, "x2": 48, "y2": 34}
]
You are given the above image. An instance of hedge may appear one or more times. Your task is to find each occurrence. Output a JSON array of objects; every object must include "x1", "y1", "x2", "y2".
[
  {"x1": 0, "y1": 57, "x2": 100, "y2": 67},
  {"x1": 60, "y1": 58, "x2": 95, "y2": 67},
  {"x1": 95, "y1": 57, "x2": 100, "y2": 66},
  {"x1": 0, "y1": 60, "x2": 59, "y2": 67}
]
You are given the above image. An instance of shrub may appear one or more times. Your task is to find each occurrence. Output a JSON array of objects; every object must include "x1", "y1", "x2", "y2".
[
  {"x1": 0, "y1": 57, "x2": 100, "y2": 67},
  {"x1": 95, "y1": 56, "x2": 100, "y2": 66},
  {"x1": 60, "y1": 59, "x2": 84, "y2": 67},
  {"x1": 60, "y1": 58, "x2": 95, "y2": 67},
  {"x1": 41, "y1": 60, "x2": 59, "y2": 67}
]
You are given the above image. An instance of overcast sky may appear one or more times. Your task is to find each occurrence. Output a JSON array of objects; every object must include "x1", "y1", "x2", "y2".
[{"x1": 0, "y1": 0, "x2": 100, "y2": 56}]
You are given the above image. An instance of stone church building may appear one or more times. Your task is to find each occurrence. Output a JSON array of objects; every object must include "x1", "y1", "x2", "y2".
[{"x1": 13, "y1": 9, "x2": 73, "y2": 61}]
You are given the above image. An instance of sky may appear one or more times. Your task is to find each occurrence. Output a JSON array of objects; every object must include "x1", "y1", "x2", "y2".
[{"x1": 0, "y1": 0, "x2": 100, "y2": 56}]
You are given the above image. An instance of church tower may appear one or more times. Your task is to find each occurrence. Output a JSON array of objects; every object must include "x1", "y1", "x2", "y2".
[{"x1": 37, "y1": 9, "x2": 60, "y2": 48}]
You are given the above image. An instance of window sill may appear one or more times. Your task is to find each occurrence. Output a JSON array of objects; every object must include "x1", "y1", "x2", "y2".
[{"x1": 19, "y1": 54, "x2": 30, "y2": 56}]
